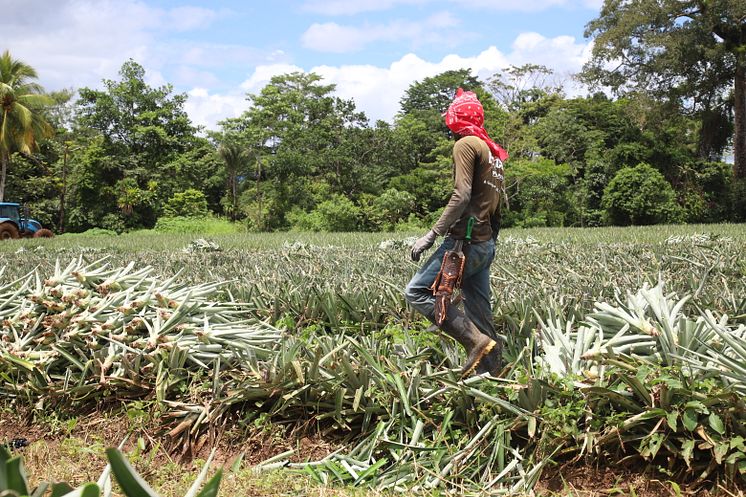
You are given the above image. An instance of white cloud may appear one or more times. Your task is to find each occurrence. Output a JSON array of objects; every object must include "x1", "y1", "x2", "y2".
[
  {"x1": 184, "y1": 88, "x2": 248, "y2": 130},
  {"x1": 186, "y1": 63, "x2": 310, "y2": 130},
  {"x1": 507, "y1": 32, "x2": 594, "y2": 96},
  {"x1": 582, "y1": 0, "x2": 605, "y2": 9},
  {"x1": 1, "y1": 0, "x2": 269, "y2": 94},
  {"x1": 302, "y1": 23, "x2": 369, "y2": 53},
  {"x1": 3, "y1": 1, "x2": 156, "y2": 90},
  {"x1": 182, "y1": 62, "x2": 308, "y2": 130},
  {"x1": 173, "y1": 66, "x2": 221, "y2": 89},
  {"x1": 510, "y1": 32, "x2": 592, "y2": 71},
  {"x1": 456, "y1": 0, "x2": 564, "y2": 12},
  {"x1": 2, "y1": 0, "x2": 596, "y2": 132},
  {"x1": 301, "y1": 12, "x2": 460, "y2": 53},
  {"x1": 237, "y1": 34, "x2": 590, "y2": 127},
  {"x1": 228, "y1": 49, "x2": 502, "y2": 127}
]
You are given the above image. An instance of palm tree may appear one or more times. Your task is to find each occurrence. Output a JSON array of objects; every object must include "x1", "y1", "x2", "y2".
[
  {"x1": 218, "y1": 141, "x2": 247, "y2": 221},
  {"x1": 0, "y1": 50, "x2": 52, "y2": 201}
]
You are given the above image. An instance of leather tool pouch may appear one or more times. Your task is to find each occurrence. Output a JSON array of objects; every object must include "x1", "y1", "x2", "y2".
[{"x1": 430, "y1": 248, "x2": 466, "y2": 326}]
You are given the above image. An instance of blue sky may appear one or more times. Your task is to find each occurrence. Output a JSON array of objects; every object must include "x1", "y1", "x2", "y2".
[{"x1": 2, "y1": 0, "x2": 604, "y2": 129}]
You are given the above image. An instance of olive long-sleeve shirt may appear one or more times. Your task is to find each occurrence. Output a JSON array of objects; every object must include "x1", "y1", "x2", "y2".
[{"x1": 432, "y1": 135, "x2": 504, "y2": 241}]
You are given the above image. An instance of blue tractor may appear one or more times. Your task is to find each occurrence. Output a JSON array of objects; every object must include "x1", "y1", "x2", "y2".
[{"x1": 0, "y1": 202, "x2": 54, "y2": 240}]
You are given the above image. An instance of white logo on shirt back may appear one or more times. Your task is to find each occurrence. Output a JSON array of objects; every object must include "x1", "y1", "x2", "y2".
[{"x1": 483, "y1": 152, "x2": 504, "y2": 193}]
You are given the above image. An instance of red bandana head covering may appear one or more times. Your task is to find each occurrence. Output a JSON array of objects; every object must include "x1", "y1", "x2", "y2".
[{"x1": 444, "y1": 88, "x2": 508, "y2": 162}]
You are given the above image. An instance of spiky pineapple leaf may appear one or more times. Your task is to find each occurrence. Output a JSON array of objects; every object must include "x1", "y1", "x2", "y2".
[
  {"x1": 60, "y1": 483, "x2": 101, "y2": 497},
  {"x1": 193, "y1": 471, "x2": 221, "y2": 497},
  {"x1": 6, "y1": 455, "x2": 29, "y2": 496},
  {"x1": 105, "y1": 449, "x2": 159, "y2": 497},
  {"x1": 51, "y1": 482, "x2": 74, "y2": 497}
]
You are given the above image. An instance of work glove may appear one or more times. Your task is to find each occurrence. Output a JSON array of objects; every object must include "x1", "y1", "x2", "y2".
[{"x1": 411, "y1": 229, "x2": 438, "y2": 262}]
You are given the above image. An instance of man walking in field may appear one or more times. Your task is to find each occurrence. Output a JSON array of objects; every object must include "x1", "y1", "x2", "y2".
[{"x1": 405, "y1": 88, "x2": 507, "y2": 377}]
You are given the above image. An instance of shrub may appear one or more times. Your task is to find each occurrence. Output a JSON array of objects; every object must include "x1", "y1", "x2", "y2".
[
  {"x1": 677, "y1": 161, "x2": 733, "y2": 223},
  {"x1": 154, "y1": 216, "x2": 242, "y2": 234},
  {"x1": 602, "y1": 163, "x2": 682, "y2": 225},
  {"x1": 360, "y1": 189, "x2": 417, "y2": 231},
  {"x1": 100, "y1": 213, "x2": 127, "y2": 233},
  {"x1": 286, "y1": 208, "x2": 324, "y2": 231},
  {"x1": 80, "y1": 228, "x2": 118, "y2": 236},
  {"x1": 394, "y1": 213, "x2": 428, "y2": 232},
  {"x1": 373, "y1": 189, "x2": 416, "y2": 230},
  {"x1": 163, "y1": 189, "x2": 209, "y2": 218},
  {"x1": 316, "y1": 195, "x2": 361, "y2": 231},
  {"x1": 288, "y1": 194, "x2": 361, "y2": 232},
  {"x1": 729, "y1": 177, "x2": 746, "y2": 223}
]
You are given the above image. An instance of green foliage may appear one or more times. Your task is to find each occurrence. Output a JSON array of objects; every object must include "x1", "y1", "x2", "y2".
[
  {"x1": 730, "y1": 178, "x2": 746, "y2": 223},
  {"x1": 602, "y1": 163, "x2": 683, "y2": 225},
  {"x1": 217, "y1": 140, "x2": 249, "y2": 221},
  {"x1": 359, "y1": 188, "x2": 416, "y2": 231},
  {"x1": 393, "y1": 213, "x2": 427, "y2": 232},
  {"x1": 399, "y1": 68, "x2": 481, "y2": 117},
  {"x1": 61, "y1": 228, "x2": 118, "y2": 237},
  {"x1": 503, "y1": 158, "x2": 574, "y2": 228},
  {"x1": 0, "y1": 442, "x2": 99, "y2": 497},
  {"x1": 225, "y1": 72, "x2": 368, "y2": 230},
  {"x1": 73, "y1": 60, "x2": 204, "y2": 228},
  {"x1": 1, "y1": 240, "x2": 745, "y2": 492},
  {"x1": 675, "y1": 161, "x2": 733, "y2": 223},
  {"x1": 287, "y1": 194, "x2": 361, "y2": 232},
  {"x1": 314, "y1": 196, "x2": 361, "y2": 232},
  {"x1": 0, "y1": 50, "x2": 53, "y2": 202},
  {"x1": 0, "y1": 441, "x2": 221, "y2": 497},
  {"x1": 2, "y1": 55, "x2": 744, "y2": 233},
  {"x1": 154, "y1": 215, "x2": 242, "y2": 235},
  {"x1": 100, "y1": 213, "x2": 127, "y2": 234},
  {"x1": 163, "y1": 189, "x2": 209, "y2": 218},
  {"x1": 285, "y1": 208, "x2": 322, "y2": 231},
  {"x1": 583, "y1": 0, "x2": 746, "y2": 177}
]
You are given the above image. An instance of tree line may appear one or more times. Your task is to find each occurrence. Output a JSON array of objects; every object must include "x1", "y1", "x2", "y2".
[{"x1": 1, "y1": 0, "x2": 744, "y2": 233}]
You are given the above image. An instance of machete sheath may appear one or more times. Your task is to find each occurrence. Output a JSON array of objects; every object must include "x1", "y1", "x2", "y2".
[{"x1": 431, "y1": 217, "x2": 475, "y2": 326}]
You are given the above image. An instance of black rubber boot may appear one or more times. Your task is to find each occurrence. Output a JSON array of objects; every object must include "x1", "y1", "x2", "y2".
[
  {"x1": 439, "y1": 310, "x2": 497, "y2": 378},
  {"x1": 475, "y1": 339, "x2": 504, "y2": 376}
]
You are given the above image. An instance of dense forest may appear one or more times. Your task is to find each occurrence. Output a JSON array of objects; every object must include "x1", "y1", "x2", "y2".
[{"x1": 2, "y1": 0, "x2": 744, "y2": 233}]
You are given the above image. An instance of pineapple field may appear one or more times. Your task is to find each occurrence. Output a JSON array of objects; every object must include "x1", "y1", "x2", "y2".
[{"x1": 0, "y1": 224, "x2": 745, "y2": 496}]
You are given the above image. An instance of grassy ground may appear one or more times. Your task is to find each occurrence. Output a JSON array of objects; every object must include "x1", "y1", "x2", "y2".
[
  {"x1": 1, "y1": 223, "x2": 744, "y2": 254},
  {"x1": 3, "y1": 408, "x2": 741, "y2": 497},
  {"x1": 0, "y1": 406, "x2": 380, "y2": 497}
]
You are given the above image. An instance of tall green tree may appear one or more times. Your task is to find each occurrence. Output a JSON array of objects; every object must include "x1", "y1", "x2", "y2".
[
  {"x1": 74, "y1": 60, "x2": 202, "y2": 228},
  {"x1": 486, "y1": 64, "x2": 563, "y2": 159},
  {"x1": 399, "y1": 69, "x2": 482, "y2": 116},
  {"x1": 602, "y1": 162, "x2": 683, "y2": 225},
  {"x1": 217, "y1": 140, "x2": 248, "y2": 220},
  {"x1": 2, "y1": 89, "x2": 77, "y2": 232},
  {"x1": 583, "y1": 0, "x2": 746, "y2": 177},
  {"x1": 225, "y1": 72, "x2": 368, "y2": 229},
  {"x1": 0, "y1": 50, "x2": 52, "y2": 201},
  {"x1": 398, "y1": 69, "x2": 507, "y2": 142}
]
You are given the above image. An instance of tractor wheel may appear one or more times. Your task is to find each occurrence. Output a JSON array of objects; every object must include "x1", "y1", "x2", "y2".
[
  {"x1": 33, "y1": 228, "x2": 54, "y2": 238},
  {"x1": 0, "y1": 222, "x2": 20, "y2": 240}
]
